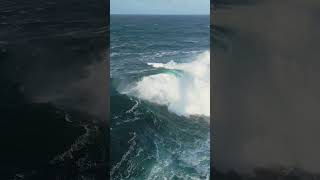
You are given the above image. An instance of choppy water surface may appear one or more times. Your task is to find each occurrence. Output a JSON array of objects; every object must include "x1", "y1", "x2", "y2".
[{"x1": 111, "y1": 15, "x2": 210, "y2": 179}]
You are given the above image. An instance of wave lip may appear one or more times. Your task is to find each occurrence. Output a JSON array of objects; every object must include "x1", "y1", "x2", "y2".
[{"x1": 126, "y1": 51, "x2": 210, "y2": 117}]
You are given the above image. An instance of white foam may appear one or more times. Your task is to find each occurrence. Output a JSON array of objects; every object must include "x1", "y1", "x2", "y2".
[{"x1": 125, "y1": 51, "x2": 210, "y2": 117}]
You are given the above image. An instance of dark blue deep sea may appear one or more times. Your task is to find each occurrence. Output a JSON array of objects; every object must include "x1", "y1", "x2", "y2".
[{"x1": 110, "y1": 15, "x2": 210, "y2": 179}]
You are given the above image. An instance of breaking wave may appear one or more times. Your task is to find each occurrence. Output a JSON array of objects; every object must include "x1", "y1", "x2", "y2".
[{"x1": 124, "y1": 51, "x2": 210, "y2": 117}]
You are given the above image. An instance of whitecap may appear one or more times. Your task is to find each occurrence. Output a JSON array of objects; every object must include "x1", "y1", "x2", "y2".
[{"x1": 123, "y1": 51, "x2": 210, "y2": 117}]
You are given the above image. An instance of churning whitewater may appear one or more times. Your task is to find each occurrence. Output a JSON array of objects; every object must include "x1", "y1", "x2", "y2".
[{"x1": 126, "y1": 51, "x2": 210, "y2": 117}]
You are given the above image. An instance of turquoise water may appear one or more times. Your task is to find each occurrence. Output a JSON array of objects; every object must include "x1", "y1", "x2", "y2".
[{"x1": 110, "y1": 15, "x2": 210, "y2": 179}]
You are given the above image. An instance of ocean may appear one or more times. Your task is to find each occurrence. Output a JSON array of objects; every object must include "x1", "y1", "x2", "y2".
[{"x1": 110, "y1": 15, "x2": 210, "y2": 179}]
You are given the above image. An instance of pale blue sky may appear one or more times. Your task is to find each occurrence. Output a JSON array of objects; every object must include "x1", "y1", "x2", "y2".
[{"x1": 111, "y1": 0, "x2": 209, "y2": 15}]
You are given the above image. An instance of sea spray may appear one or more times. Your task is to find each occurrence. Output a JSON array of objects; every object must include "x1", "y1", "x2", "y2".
[{"x1": 124, "y1": 51, "x2": 210, "y2": 117}]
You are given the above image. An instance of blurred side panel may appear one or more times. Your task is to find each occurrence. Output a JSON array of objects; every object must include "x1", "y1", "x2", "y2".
[
  {"x1": 0, "y1": 0, "x2": 109, "y2": 179},
  {"x1": 212, "y1": 0, "x2": 320, "y2": 179}
]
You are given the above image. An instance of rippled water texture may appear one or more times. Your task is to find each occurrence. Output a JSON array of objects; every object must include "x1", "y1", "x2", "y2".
[{"x1": 111, "y1": 15, "x2": 210, "y2": 179}]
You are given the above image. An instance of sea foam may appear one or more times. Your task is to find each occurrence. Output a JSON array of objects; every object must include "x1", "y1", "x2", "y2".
[{"x1": 126, "y1": 51, "x2": 210, "y2": 117}]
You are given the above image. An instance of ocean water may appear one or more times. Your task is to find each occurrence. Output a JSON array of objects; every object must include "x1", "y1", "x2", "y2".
[{"x1": 110, "y1": 15, "x2": 210, "y2": 179}]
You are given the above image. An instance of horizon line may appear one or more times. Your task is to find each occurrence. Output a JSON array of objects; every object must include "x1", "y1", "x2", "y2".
[{"x1": 110, "y1": 13, "x2": 209, "y2": 16}]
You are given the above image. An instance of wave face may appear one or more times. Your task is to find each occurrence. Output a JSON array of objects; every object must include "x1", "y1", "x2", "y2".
[
  {"x1": 126, "y1": 51, "x2": 210, "y2": 117},
  {"x1": 110, "y1": 15, "x2": 210, "y2": 179}
]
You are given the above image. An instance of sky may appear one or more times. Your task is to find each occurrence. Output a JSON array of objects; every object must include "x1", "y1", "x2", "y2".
[{"x1": 110, "y1": 0, "x2": 209, "y2": 15}]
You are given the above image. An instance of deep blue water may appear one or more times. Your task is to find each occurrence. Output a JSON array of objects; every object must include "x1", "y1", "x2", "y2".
[{"x1": 110, "y1": 15, "x2": 210, "y2": 179}]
